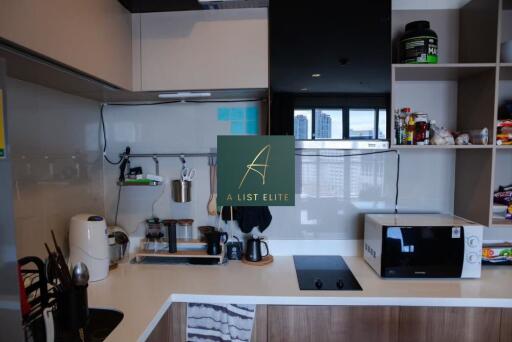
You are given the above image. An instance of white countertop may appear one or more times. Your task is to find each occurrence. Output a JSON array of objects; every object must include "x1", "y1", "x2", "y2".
[{"x1": 88, "y1": 256, "x2": 512, "y2": 342}]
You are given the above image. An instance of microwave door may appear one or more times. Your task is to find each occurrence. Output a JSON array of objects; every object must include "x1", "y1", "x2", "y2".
[{"x1": 381, "y1": 226, "x2": 465, "y2": 278}]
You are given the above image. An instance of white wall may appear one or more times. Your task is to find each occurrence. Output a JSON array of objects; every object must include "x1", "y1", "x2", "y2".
[
  {"x1": 102, "y1": 102, "x2": 456, "y2": 242},
  {"x1": 7, "y1": 78, "x2": 103, "y2": 258}
]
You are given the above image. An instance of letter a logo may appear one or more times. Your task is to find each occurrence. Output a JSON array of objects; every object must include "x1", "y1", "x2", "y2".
[{"x1": 238, "y1": 144, "x2": 271, "y2": 189}]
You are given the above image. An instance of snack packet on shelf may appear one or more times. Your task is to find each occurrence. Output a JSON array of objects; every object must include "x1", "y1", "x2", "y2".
[
  {"x1": 482, "y1": 243, "x2": 512, "y2": 265},
  {"x1": 497, "y1": 119, "x2": 512, "y2": 145}
]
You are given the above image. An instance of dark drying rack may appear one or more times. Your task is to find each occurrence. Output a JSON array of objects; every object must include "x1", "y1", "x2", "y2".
[{"x1": 18, "y1": 256, "x2": 58, "y2": 342}]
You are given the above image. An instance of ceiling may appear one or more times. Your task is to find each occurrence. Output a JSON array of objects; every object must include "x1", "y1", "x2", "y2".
[{"x1": 269, "y1": 1, "x2": 391, "y2": 95}]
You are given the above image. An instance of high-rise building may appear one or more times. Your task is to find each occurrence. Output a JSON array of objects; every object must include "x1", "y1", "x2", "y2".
[
  {"x1": 294, "y1": 114, "x2": 308, "y2": 139},
  {"x1": 315, "y1": 111, "x2": 332, "y2": 138}
]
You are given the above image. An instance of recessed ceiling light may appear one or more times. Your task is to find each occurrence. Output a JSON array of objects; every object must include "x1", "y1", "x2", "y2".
[{"x1": 312, "y1": 73, "x2": 321, "y2": 78}]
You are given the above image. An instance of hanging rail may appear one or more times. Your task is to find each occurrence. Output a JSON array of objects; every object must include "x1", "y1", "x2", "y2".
[{"x1": 119, "y1": 152, "x2": 215, "y2": 158}]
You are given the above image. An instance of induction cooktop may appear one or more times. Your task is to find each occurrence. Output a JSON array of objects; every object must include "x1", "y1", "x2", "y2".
[{"x1": 293, "y1": 255, "x2": 362, "y2": 291}]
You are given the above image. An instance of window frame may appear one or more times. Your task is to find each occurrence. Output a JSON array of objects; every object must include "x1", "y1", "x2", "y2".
[{"x1": 293, "y1": 106, "x2": 387, "y2": 140}]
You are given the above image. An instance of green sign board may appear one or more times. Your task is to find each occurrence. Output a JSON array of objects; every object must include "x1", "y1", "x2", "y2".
[{"x1": 217, "y1": 135, "x2": 295, "y2": 206}]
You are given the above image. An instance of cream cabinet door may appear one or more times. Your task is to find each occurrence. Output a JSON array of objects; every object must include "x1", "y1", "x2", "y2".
[
  {"x1": 138, "y1": 9, "x2": 268, "y2": 91},
  {"x1": 0, "y1": 0, "x2": 132, "y2": 90}
]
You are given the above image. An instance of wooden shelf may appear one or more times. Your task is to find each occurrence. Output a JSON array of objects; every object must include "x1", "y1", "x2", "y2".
[
  {"x1": 492, "y1": 218, "x2": 512, "y2": 227},
  {"x1": 135, "y1": 239, "x2": 225, "y2": 264},
  {"x1": 496, "y1": 145, "x2": 512, "y2": 149},
  {"x1": 391, "y1": 145, "x2": 493, "y2": 150},
  {"x1": 393, "y1": 64, "x2": 496, "y2": 81}
]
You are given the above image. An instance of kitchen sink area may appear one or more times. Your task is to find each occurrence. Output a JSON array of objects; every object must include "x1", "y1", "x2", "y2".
[{"x1": 56, "y1": 309, "x2": 123, "y2": 342}]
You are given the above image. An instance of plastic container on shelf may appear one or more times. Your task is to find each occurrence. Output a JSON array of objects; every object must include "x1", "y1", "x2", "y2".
[
  {"x1": 414, "y1": 113, "x2": 429, "y2": 145},
  {"x1": 145, "y1": 218, "x2": 163, "y2": 239},
  {"x1": 399, "y1": 21, "x2": 438, "y2": 64},
  {"x1": 177, "y1": 219, "x2": 194, "y2": 241}
]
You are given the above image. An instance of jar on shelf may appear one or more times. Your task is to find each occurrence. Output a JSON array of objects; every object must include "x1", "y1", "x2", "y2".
[
  {"x1": 177, "y1": 219, "x2": 195, "y2": 241},
  {"x1": 146, "y1": 218, "x2": 163, "y2": 239},
  {"x1": 414, "y1": 113, "x2": 429, "y2": 145}
]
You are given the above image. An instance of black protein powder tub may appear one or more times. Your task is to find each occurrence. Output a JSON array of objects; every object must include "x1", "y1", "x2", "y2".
[{"x1": 399, "y1": 20, "x2": 438, "y2": 64}]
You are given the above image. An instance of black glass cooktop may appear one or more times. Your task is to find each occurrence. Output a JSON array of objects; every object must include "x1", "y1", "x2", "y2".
[{"x1": 293, "y1": 255, "x2": 362, "y2": 291}]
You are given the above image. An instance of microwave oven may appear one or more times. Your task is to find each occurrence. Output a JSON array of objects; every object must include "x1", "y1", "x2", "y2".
[{"x1": 363, "y1": 214, "x2": 483, "y2": 278}]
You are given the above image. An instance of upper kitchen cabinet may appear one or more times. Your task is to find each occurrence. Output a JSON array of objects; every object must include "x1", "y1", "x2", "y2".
[
  {"x1": 269, "y1": 0, "x2": 391, "y2": 146},
  {"x1": 134, "y1": 8, "x2": 268, "y2": 92},
  {"x1": 0, "y1": 0, "x2": 132, "y2": 90}
]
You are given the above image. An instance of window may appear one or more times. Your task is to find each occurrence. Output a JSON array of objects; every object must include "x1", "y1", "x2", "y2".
[
  {"x1": 294, "y1": 107, "x2": 387, "y2": 140},
  {"x1": 294, "y1": 109, "x2": 312, "y2": 139},
  {"x1": 314, "y1": 109, "x2": 343, "y2": 139},
  {"x1": 349, "y1": 109, "x2": 376, "y2": 139}
]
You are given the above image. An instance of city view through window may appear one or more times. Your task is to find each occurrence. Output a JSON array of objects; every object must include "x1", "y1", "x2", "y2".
[{"x1": 293, "y1": 108, "x2": 387, "y2": 140}]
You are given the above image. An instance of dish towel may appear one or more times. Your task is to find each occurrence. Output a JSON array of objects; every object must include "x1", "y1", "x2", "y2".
[{"x1": 186, "y1": 303, "x2": 256, "y2": 342}]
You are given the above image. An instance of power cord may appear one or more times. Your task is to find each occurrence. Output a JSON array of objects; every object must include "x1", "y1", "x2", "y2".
[
  {"x1": 295, "y1": 149, "x2": 400, "y2": 214},
  {"x1": 100, "y1": 98, "x2": 265, "y2": 165},
  {"x1": 100, "y1": 104, "x2": 123, "y2": 165}
]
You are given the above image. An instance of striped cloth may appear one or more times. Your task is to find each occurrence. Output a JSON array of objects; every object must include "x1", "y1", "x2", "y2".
[{"x1": 186, "y1": 303, "x2": 256, "y2": 342}]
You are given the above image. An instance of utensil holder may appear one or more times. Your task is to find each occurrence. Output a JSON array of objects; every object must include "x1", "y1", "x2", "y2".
[
  {"x1": 56, "y1": 285, "x2": 89, "y2": 331},
  {"x1": 172, "y1": 180, "x2": 191, "y2": 202}
]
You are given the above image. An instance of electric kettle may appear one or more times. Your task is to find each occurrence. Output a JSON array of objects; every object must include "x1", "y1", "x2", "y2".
[{"x1": 245, "y1": 236, "x2": 269, "y2": 262}]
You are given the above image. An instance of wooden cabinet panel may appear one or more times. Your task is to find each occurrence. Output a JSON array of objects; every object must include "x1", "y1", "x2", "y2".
[
  {"x1": 252, "y1": 305, "x2": 268, "y2": 342},
  {"x1": 0, "y1": 0, "x2": 132, "y2": 89},
  {"x1": 398, "y1": 307, "x2": 501, "y2": 342},
  {"x1": 267, "y1": 306, "x2": 399, "y2": 342},
  {"x1": 147, "y1": 304, "x2": 509, "y2": 342},
  {"x1": 138, "y1": 9, "x2": 268, "y2": 91},
  {"x1": 501, "y1": 309, "x2": 512, "y2": 342},
  {"x1": 170, "y1": 302, "x2": 187, "y2": 342},
  {"x1": 146, "y1": 306, "x2": 172, "y2": 342}
]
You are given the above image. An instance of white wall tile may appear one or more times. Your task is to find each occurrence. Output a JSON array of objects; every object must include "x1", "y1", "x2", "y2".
[
  {"x1": 102, "y1": 103, "x2": 456, "y2": 241},
  {"x1": 7, "y1": 78, "x2": 103, "y2": 258}
]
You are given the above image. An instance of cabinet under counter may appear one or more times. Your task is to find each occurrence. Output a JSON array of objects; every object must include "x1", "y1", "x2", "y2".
[{"x1": 87, "y1": 256, "x2": 512, "y2": 341}]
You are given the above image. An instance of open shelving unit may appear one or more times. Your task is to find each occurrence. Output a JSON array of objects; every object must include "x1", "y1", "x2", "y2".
[{"x1": 391, "y1": 0, "x2": 512, "y2": 228}]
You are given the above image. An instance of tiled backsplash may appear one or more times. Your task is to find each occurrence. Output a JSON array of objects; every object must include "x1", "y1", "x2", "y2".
[
  {"x1": 7, "y1": 78, "x2": 104, "y2": 258},
  {"x1": 102, "y1": 102, "x2": 457, "y2": 241},
  {"x1": 6, "y1": 78, "x2": 509, "y2": 258}
]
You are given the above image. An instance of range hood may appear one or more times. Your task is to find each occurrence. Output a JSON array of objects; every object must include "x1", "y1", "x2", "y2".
[{"x1": 119, "y1": 0, "x2": 268, "y2": 13}]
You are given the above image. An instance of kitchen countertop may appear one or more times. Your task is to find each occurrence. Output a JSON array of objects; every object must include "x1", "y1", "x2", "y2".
[{"x1": 88, "y1": 256, "x2": 512, "y2": 342}]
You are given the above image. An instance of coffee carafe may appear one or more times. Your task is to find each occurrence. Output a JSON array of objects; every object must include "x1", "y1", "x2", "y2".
[{"x1": 245, "y1": 236, "x2": 269, "y2": 262}]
